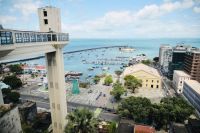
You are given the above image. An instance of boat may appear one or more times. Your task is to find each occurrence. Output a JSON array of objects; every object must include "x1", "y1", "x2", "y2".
[
  {"x1": 65, "y1": 71, "x2": 83, "y2": 77},
  {"x1": 88, "y1": 67, "x2": 94, "y2": 71},
  {"x1": 119, "y1": 46, "x2": 135, "y2": 52},
  {"x1": 102, "y1": 67, "x2": 109, "y2": 71}
]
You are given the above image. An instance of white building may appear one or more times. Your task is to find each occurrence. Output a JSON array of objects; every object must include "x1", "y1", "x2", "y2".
[
  {"x1": 0, "y1": 104, "x2": 22, "y2": 133},
  {"x1": 159, "y1": 45, "x2": 172, "y2": 73},
  {"x1": 183, "y1": 80, "x2": 200, "y2": 116},
  {"x1": 173, "y1": 70, "x2": 190, "y2": 94},
  {"x1": 38, "y1": 6, "x2": 61, "y2": 32}
]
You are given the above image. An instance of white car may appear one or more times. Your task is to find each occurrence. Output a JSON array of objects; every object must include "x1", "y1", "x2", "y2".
[{"x1": 37, "y1": 83, "x2": 43, "y2": 86}]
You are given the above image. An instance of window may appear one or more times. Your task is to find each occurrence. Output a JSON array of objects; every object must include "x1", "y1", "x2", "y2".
[
  {"x1": 42, "y1": 34, "x2": 48, "y2": 42},
  {"x1": 37, "y1": 34, "x2": 42, "y2": 42},
  {"x1": 15, "y1": 33, "x2": 23, "y2": 43},
  {"x1": 152, "y1": 80, "x2": 154, "y2": 83},
  {"x1": 23, "y1": 33, "x2": 30, "y2": 42},
  {"x1": 52, "y1": 34, "x2": 57, "y2": 41},
  {"x1": 157, "y1": 80, "x2": 159, "y2": 83},
  {"x1": 43, "y1": 11, "x2": 47, "y2": 17},
  {"x1": 146, "y1": 80, "x2": 148, "y2": 82},
  {"x1": 151, "y1": 85, "x2": 153, "y2": 88},
  {"x1": 47, "y1": 34, "x2": 51, "y2": 41},
  {"x1": 0, "y1": 31, "x2": 12, "y2": 44},
  {"x1": 44, "y1": 19, "x2": 48, "y2": 24},
  {"x1": 156, "y1": 85, "x2": 159, "y2": 88},
  {"x1": 30, "y1": 33, "x2": 36, "y2": 42}
]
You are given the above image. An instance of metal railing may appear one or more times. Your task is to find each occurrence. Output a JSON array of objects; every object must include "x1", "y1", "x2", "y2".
[{"x1": 0, "y1": 29, "x2": 69, "y2": 45}]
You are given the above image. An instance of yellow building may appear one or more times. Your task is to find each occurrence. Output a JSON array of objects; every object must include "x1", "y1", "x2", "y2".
[{"x1": 123, "y1": 63, "x2": 162, "y2": 89}]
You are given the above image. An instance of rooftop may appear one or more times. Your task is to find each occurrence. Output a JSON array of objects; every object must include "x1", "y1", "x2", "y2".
[
  {"x1": 174, "y1": 70, "x2": 191, "y2": 77},
  {"x1": 134, "y1": 124, "x2": 156, "y2": 133},
  {"x1": 184, "y1": 80, "x2": 200, "y2": 95},
  {"x1": 123, "y1": 63, "x2": 161, "y2": 77}
]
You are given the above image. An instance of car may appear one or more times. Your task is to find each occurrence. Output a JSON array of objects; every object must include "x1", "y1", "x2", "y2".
[
  {"x1": 88, "y1": 90, "x2": 93, "y2": 93},
  {"x1": 37, "y1": 83, "x2": 43, "y2": 86}
]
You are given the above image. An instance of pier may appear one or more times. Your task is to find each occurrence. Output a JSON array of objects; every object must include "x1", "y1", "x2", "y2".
[{"x1": 63, "y1": 45, "x2": 128, "y2": 54}]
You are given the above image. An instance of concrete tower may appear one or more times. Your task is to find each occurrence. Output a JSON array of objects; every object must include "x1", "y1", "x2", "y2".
[
  {"x1": 38, "y1": 6, "x2": 67, "y2": 133},
  {"x1": 38, "y1": 6, "x2": 61, "y2": 32}
]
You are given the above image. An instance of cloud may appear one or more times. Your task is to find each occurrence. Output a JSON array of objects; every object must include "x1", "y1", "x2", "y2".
[
  {"x1": 13, "y1": 0, "x2": 42, "y2": 16},
  {"x1": 62, "y1": 0, "x2": 200, "y2": 38},
  {"x1": 0, "y1": 16, "x2": 16, "y2": 24},
  {"x1": 193, "y1": 6, "x2": 200, "y2": 13}
]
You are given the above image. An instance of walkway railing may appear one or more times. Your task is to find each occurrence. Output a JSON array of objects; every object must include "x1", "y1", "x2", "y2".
[{"x1": 0, "y1": 29, "x2": 69, "y2": 45}]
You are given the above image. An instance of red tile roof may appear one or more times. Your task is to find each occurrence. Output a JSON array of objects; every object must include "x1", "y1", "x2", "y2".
[{"x1": 134, "y1": 125, "x2": 156, "y2": 133}]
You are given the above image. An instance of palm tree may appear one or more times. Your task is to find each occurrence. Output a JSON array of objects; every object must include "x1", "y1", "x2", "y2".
[{"x1": 65, "y1": 108, "x2": 98, "y2": 133}]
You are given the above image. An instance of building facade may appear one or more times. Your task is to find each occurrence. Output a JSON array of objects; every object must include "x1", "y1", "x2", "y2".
[
  {"x1": 183, "y1": 80, "x2": 200, "y2": 115},
  {"x1": 168, "y1": 45, "x2": 190, "y2": 79},
  {"x1": 159, "y1": 45, "x2": 172, "y2": 73},
  {"x1": 123, "y1": 63, "x2": 162, "y2": 89},
  {"x1": 38, "y1": 6, "x2": 61, "y2": 32},
  {"x1": 184, "y1": 49, "x2": 200, "y2": 82},
  {"x1": 0, "y1": 104, "x2": 22, "y2": 133},
  {"x1": 173, "y1": 70, "x2": 190, "y2": 94}
]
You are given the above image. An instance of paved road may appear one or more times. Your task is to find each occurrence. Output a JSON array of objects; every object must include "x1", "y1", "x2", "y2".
[{"x1": 20, "y1": 94, "x2": 119, "y2": 121}]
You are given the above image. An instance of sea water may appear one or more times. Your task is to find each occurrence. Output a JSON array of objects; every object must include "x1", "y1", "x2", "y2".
[{"x1": 22, "y1": 38, "x2": 200, "y2": 81}]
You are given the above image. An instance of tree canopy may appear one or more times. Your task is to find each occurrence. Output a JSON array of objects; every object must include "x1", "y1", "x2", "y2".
[
  {"x1": 124, "y1": 75, "x2": 142, "y2": 93},
  {"x1": 115, "y1": 70, "x2": 122, "y2": 77},
  {"x1": 65, "y1": 108, "x2": 98, "y2": 133},
  {"x1": 9, "y1": 64, "x2": 23, "y2": 74},
  {"x1": 117, "y1": 96, "x2": 194, "y2": 130},
  {"x1": 141, "y1": 60, "x2": 151, "y2": 65},
  {"x1": 153, "y1": 57, "x2": 159, "y2": 63},
  {"x1": 104, "y1": 75, "x2": 113, "y2": 86},
  {"x1": 1, "y1": 88, "x2": 20, "y2": 103},
  {"x1": 110, "y1": 82, "x2": 125, "y2": 101},
  {"x1": 3, "y1": 75, "x2": 22, "y2": 89},
  {"x1": 93, "y1": 75, "x2": 101, "y2": 84}
]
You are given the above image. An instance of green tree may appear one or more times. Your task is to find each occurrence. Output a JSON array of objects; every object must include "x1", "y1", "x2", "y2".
[
  {"x1": 117, "y1": 96, "x2": 195, "y2": 130},
  {"x1": 93, "y1": 75, "x2": 101, "y2": 84},
  {"x1": 115, "y1": 70, "x2": 122, "y2": 80},
  {"x1": 7, "y1": 91, "x2": 20, "y2": 103},
  {"x1": 22, "y1": 123, "x2": 35, "y2": 133},
  {"x1": 104, "y1": 75, "x2": 113, "y2": 86},
  {"x1": 141, "y1": 60, "x2": 151, "y2": 65},
  {"x1": 153, "y1": 57, "x2": 159, "y2": 63},
  {"x1": 65, "y1": 108, "x2": 98, "y2": 133},
  {"x1": 108, "y1": 122, "x2": 117, "y2": 133},
  {"x1": 1, "y1": 89, "x2": 20, "y2": 104},
  {"x1": 9, "y1": 64, "x2": 23, "y2": 74},
  {"x1": 3, "y1": 75, "x2": 22, "y2": 89},
  {"x1": 124, "y1": 75, "x2": 142, "y2": 93},
  {"x1": 0, "y1": 64, "x2": 3, "y2": 74},
  {"x1": 110, "y1": 82, "x2": 125, "y2": 101},
  {"x1": 118, "y1": 96, "x2": 152, "y2": 123}
]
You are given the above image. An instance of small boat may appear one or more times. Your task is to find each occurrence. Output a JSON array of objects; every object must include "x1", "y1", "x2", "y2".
[
  {"x1": 102, "y1": 67, "x2": 109, "y2": 71},
  {"x1": 88, "y1": 67, "x2": 94, "y2": 71}
]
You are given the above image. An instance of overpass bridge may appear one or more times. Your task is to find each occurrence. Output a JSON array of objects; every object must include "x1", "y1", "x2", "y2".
[{"x1": 0, "y1": 29, "x2": 69, "y2": 133}]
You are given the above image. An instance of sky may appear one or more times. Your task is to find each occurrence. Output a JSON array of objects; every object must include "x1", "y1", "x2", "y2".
[{"x1": 0, "y1": 0, "x2": 200, "y2": 38}]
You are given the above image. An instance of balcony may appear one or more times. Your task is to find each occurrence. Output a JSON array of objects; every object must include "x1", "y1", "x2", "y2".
[
  {"x1": 0, "y1": 29, "x2": 69, "y2": 46},
  {"x1": 0, "y1": 29, "x2": 69, "y2": 62}
]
